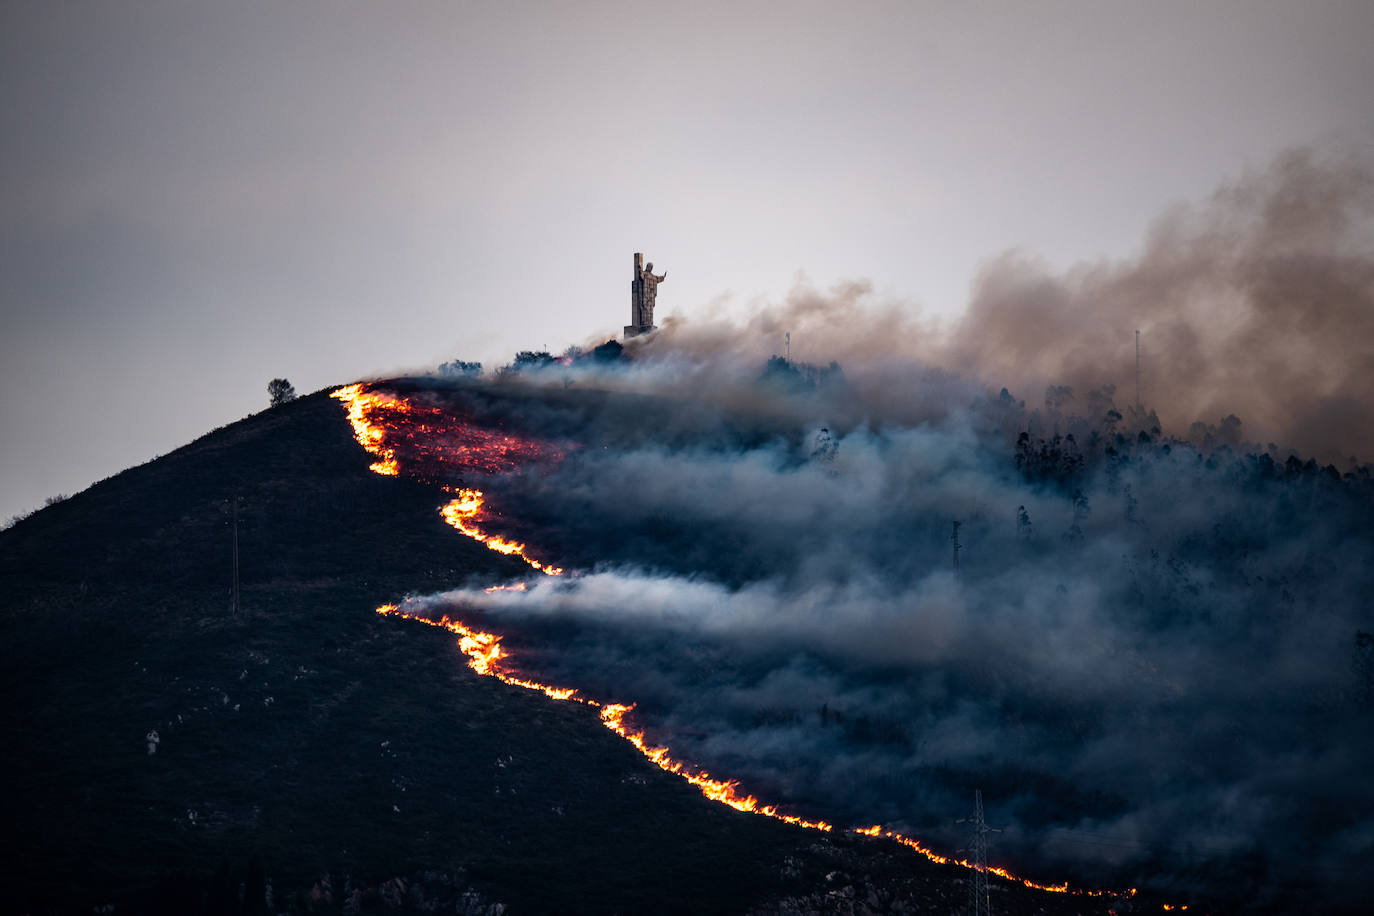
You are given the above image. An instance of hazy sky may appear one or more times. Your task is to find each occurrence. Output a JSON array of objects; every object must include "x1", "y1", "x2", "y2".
[{"x1": 3, "y1": 1, "x2": 1373, "y2": 521}]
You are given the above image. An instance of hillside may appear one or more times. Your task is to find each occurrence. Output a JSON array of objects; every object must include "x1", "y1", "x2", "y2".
[{"x1": 0, "y1": 388, "x2": 1119, "y2": 915}]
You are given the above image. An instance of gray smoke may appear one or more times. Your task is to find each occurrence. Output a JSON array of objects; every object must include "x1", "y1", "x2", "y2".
[
  {"x1": 946, "y1": 148, "x2": 1374, "y2": 464},
  {"x1": 606, "y1": 148, "x2": 1374, "y2": 463},
  {"x1": 388, "y1": 150, "x2": 1374, "y2": 912}
]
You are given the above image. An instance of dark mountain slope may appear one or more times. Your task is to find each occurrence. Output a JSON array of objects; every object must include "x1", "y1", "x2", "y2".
[{"x1": 0, "y1": 389, "x2": 1112, "y2": 915}]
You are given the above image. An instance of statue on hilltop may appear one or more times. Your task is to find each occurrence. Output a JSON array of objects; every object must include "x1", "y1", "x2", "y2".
[{"x1": 625, "y1": 252, "x2": 666, "y2": 338}]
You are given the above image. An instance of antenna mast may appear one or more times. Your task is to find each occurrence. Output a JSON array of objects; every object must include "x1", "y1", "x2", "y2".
[
  {"x1": 1134, "y1": 329, "x2": 1141, "y2": 410},
  {"x1": 785, "y1": 331, "x2": 791, "y2": 362}
]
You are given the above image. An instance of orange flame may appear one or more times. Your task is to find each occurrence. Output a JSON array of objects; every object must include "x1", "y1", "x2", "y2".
[
  {"x1": 377, "y1": 595, "x2": 1145, "y2": 902},
  {"x1": 375, "y1": 601, "x2": 826, "y2": 829},
  {"x1": 332, "y1": 383, "x2": 403, "y2": 475},
  {"x1": 332, "y1": 383, "x2": 565, "y2": 574},
  {"x1": 597, "y1": 702, "x2": 834, "y2": 830},
  {"x1": 375, "y1": 600, "x2": 1139, "y2": 898},
  {"x1": 439, "y1": 489, "x2": 563, "y2": 576},
  {"x1": 332, "y1": 381, "x2": 564, "y2": 480}
]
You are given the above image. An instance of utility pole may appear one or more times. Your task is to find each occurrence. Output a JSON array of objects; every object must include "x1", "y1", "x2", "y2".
[
  {"x1": 231, "y1": 498, "x2": 240, "y2": 616},
  {"x1": 951, "y1": 520, "x2": 962, "y2": 571},
  {"x1": 957, "y1": 789, "x2": 1001, "y2": 916}
]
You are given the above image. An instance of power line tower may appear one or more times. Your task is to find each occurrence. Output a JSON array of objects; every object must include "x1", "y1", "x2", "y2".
[
  {"x1": 951, "y1": 520, "x2": 962, "y2": 571},
  {"x1": 958, "y1": 789, "x2": 1001, "y2": 916}
]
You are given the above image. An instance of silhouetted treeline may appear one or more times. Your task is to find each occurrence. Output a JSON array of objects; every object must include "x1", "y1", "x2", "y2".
[{"x1": 975, "y1": 383, "x2": 1369, "y2": 496}]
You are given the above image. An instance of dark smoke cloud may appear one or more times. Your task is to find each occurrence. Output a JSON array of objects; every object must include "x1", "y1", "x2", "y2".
[{"x1": 389, "y1": 150, "x2": 1374, "y2": 912}]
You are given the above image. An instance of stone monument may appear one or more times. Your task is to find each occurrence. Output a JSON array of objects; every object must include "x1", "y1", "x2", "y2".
[{"x1": 625, "y1": 252, "x2": 665, "y2": 338}]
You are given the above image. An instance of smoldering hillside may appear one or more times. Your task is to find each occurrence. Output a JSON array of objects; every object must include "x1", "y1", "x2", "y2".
[{"x1": 386, "y1": 152, "x2": 1374, "y2": 913}]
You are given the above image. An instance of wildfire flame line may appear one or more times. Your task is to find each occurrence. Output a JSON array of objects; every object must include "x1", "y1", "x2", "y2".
[
  {"x1": 376, "y1": 599, "x2": 1129, "y2": 898},
  {"x1": 440, "y1": 489, "x2": 563, "y2": 576},
  {"x1": 333, "y1": 383, "x2": 564, "y2": 575},
  {"x1": 335, "y1": 382, "x2": 1132, "y2": 902},
  {"x1": 332, "y1": 384, "x2": 403, "y2": 475},
  {"x1": 375, "y1": 602, "x2": 832, "y2": 829}
]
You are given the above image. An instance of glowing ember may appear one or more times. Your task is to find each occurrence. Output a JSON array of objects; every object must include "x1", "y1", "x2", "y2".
[
  {"x1": 331, "y1": 382, "x2": 563, "y2": 481},
  {"x1": 332, "y1": 382, "x2": 565, "y2": 573}
]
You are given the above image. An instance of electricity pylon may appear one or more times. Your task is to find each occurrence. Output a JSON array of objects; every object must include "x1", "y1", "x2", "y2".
[
  {"x1": 958, "y1": 789, "x2": 1001, "y2": 916},
  {"x1": 225, "y1": 497, "x2": 242, "y2": 615},
  {"x1": 232, "y1": 499, "x2": 239, "y2": 615}
]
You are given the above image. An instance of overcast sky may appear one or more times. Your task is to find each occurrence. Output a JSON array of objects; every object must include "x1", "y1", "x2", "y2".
[{"x1": 3, "y1": 1, "x2": 1372, "y2": 521}]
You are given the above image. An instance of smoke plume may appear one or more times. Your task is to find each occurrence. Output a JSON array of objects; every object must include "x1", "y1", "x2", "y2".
[
  {"x1": 380, "y1": 149, "x2": 1374, "y2": 912},
  {"x1": 617, "y1": 148, "x2": 1374, "y2": 463}
]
